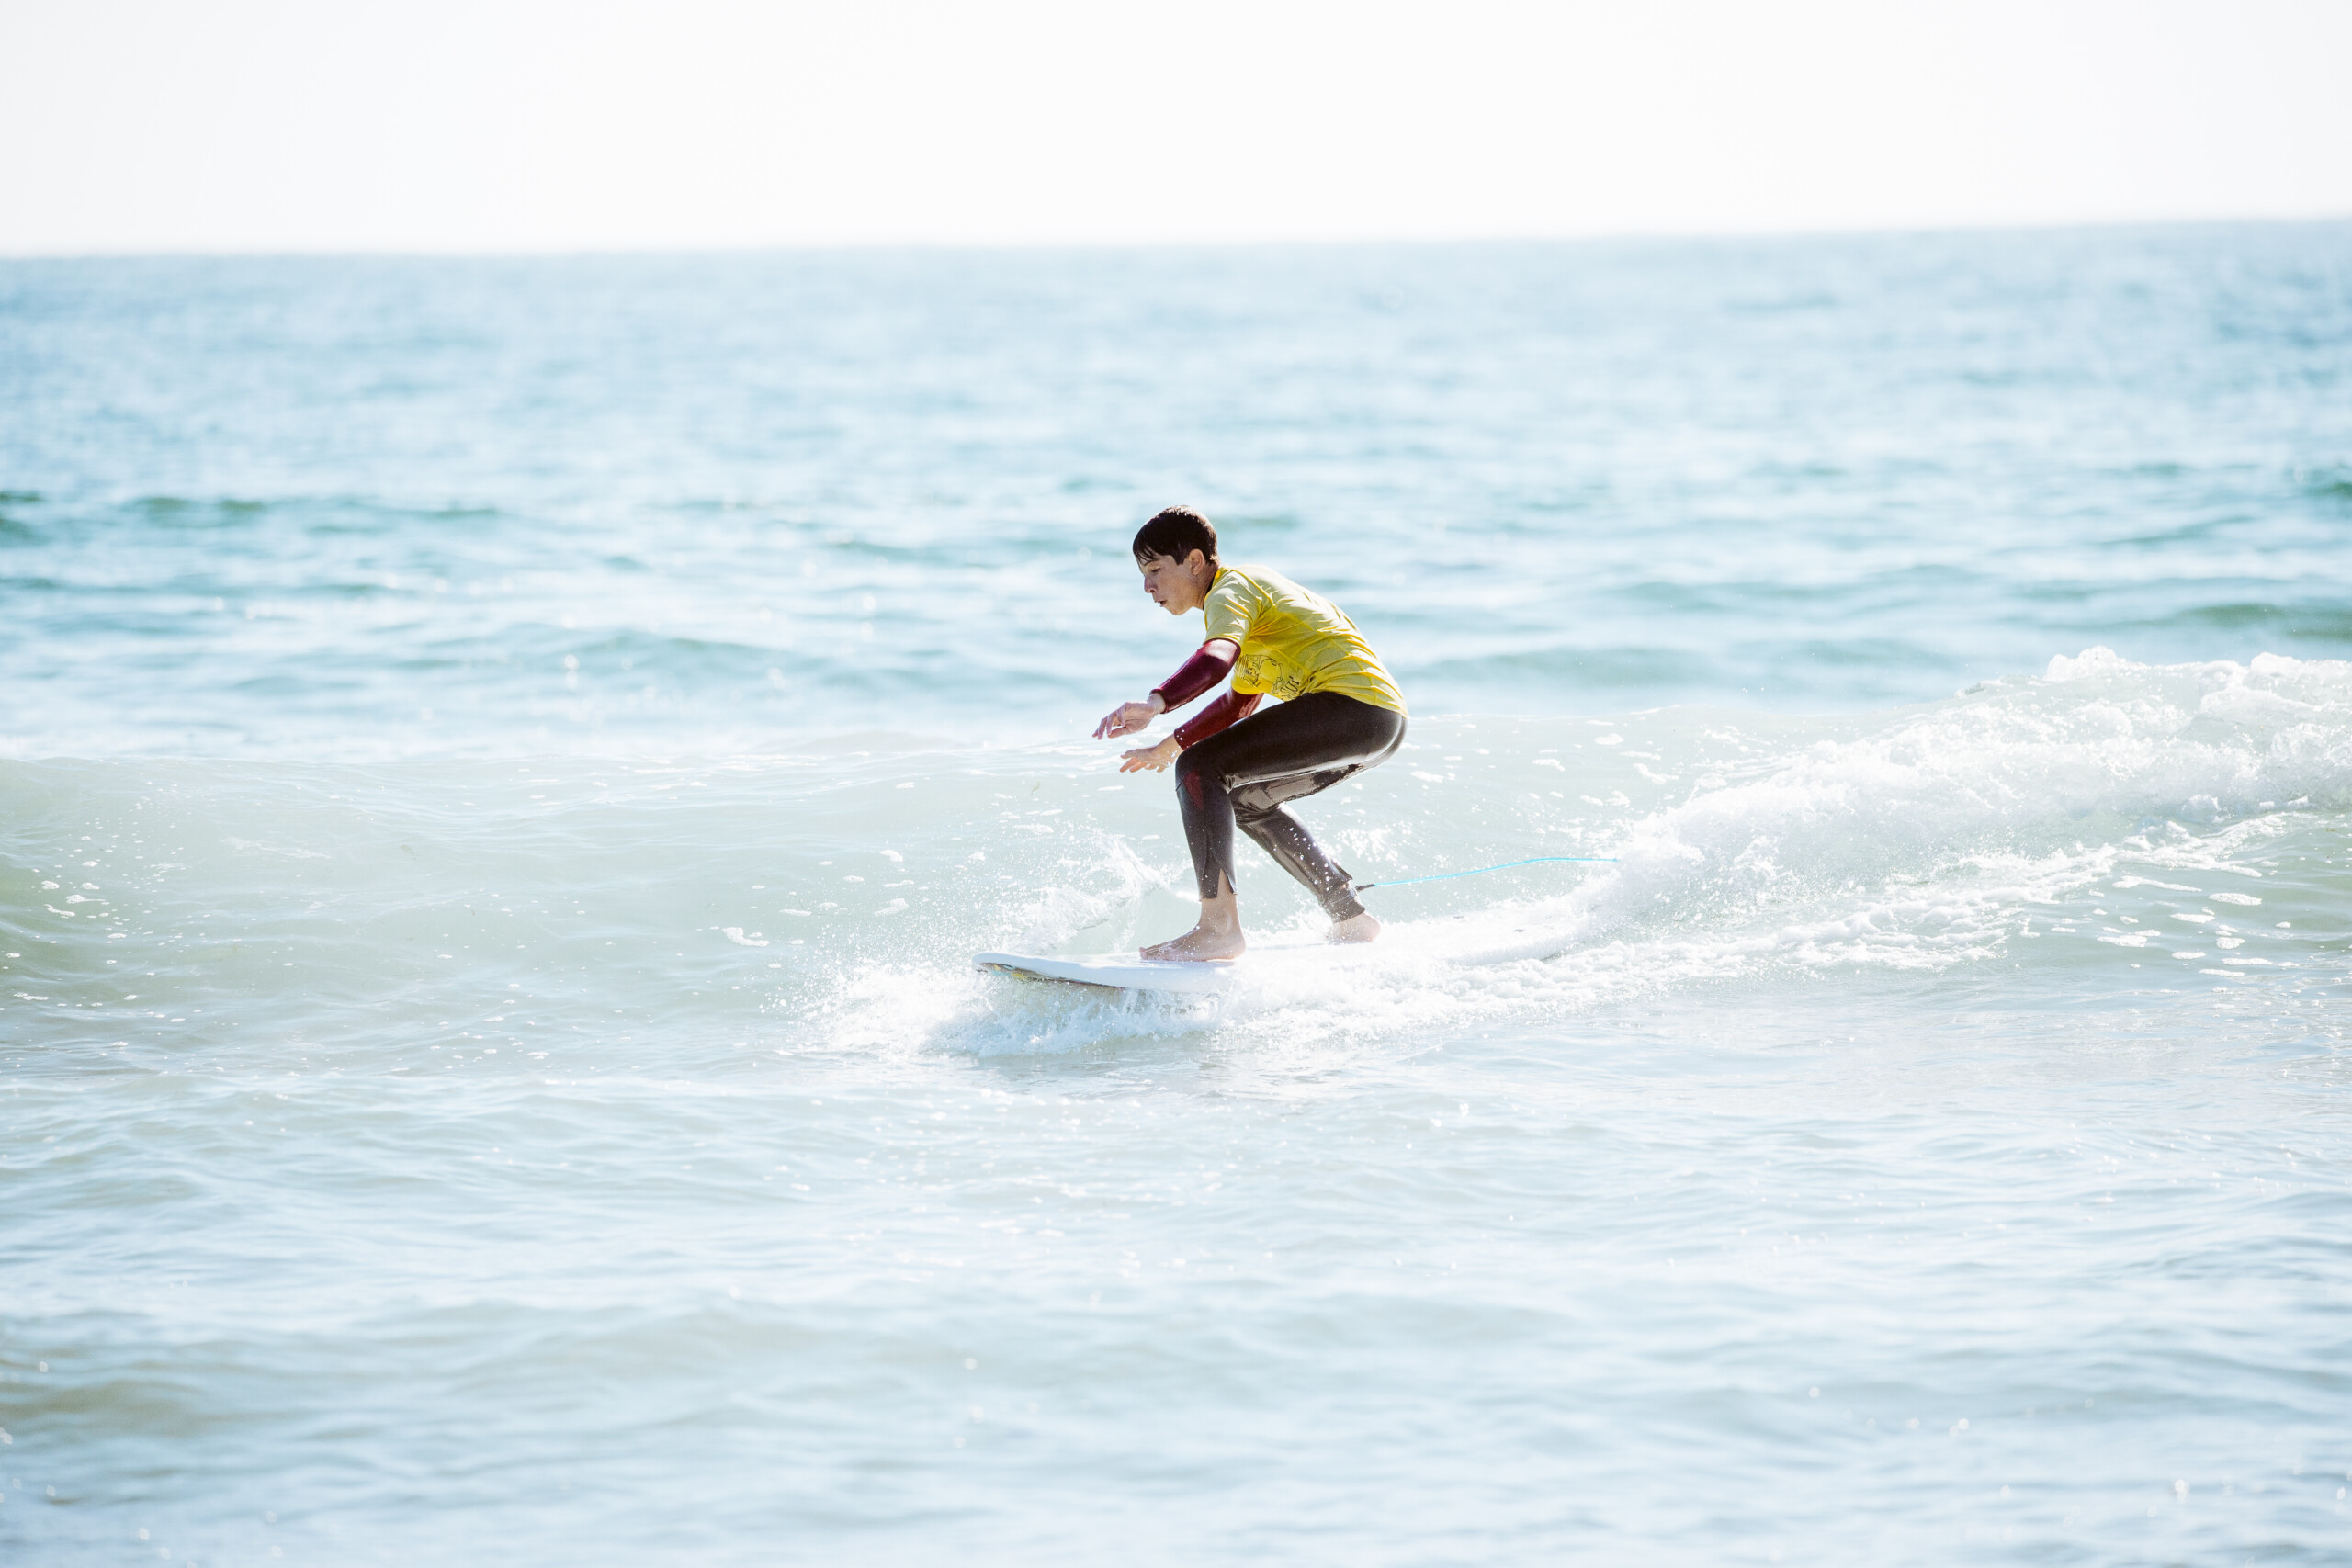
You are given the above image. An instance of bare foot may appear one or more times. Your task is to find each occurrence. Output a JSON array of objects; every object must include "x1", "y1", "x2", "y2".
[
  {"x1": 1327, "y1": 911, "x2": 1382, "y2": 943},
  {"x1": 1140, "y1": 924, "x2": 1246, "y2": 963}
]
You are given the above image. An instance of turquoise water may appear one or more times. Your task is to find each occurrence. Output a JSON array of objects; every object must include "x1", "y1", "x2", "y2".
[{"x1": 4, "y1": 225, "x2": 2350, "y2": 1563}]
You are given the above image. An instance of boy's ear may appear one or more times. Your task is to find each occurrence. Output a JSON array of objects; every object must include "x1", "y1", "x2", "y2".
[{"x1": 1185, "y1": 548, "x2": 1206, "y2": 573}]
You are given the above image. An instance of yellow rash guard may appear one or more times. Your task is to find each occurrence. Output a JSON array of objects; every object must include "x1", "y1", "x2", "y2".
[{"x1": 1201, "y1": 563, "x2": 1406, "y2": 715}]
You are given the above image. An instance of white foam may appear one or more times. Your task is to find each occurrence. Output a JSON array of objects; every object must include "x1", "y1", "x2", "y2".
[{"x1": 898, "y1": 652, "x2": 2352, "y2": 1053}]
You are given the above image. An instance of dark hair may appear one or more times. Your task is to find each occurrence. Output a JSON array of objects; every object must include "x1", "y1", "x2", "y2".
[{"x1": 1131, "y1": 506, "x2": 1219, "y2": 569}]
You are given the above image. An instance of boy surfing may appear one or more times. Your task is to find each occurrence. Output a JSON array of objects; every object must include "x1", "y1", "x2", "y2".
[{"x1": 1094, "y1": 507, "x2": 1408, "y2": 962}]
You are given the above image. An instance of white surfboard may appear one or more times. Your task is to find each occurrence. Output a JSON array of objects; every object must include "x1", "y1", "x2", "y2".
[{"x1": 974, "y1": 951, "x2": 1239, "y2": 995}]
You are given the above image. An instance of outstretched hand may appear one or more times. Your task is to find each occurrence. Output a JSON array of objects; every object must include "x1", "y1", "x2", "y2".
[
  {"x1": 1094, "y1": 699, "x2": 1161, "y2": 739},
  {"x1": 1120, "y1": 738, "x2": 1182, "y2": 773}
]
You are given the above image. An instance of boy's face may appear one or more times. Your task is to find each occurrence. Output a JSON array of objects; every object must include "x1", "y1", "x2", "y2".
[{"x1": 1137, "y1": 550, "x2": 1214, "y2": 615}]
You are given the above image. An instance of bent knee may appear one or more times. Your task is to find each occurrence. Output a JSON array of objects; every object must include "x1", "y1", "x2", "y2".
[{"x1": 1172, "y1": 748, "x2": 1222, "y2": 805}]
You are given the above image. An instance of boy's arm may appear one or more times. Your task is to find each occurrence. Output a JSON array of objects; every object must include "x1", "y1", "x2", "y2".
[
  {"x1": 1118, "y1": 688, "x2": 1261, "y2": 773},
  {"x1": 1094, "y1": 638, "x2": 1240, "y2": 739},
  {"x1": 1149, "y1": 638, "x2": 1240, "y2": 711},
  {"x1": 1174, "y1": 689, "x2": 1262, "y2": 749}
]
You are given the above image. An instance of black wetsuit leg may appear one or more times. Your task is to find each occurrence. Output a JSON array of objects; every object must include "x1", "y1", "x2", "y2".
[{"x1": 1171, "y1": 691, "x2": 1407, "y2": 922}]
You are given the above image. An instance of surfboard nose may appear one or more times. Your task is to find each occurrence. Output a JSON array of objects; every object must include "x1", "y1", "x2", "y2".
[{"x1": 973, "y1": 951, "x2": 1239, "y2": 994}]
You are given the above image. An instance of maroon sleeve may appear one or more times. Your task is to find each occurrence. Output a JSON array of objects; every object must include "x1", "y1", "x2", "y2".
[
  {"x1": 1149, "y1": 642, "x2": 1238, "y2": 712},
  {"x1": 1175, "y1": 689, "x2": 1262, "y2": 750}
]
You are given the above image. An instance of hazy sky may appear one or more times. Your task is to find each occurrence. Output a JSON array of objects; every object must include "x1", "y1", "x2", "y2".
[{"x1": 5, "y1": 0, "x2": 2348, "y2": 254}]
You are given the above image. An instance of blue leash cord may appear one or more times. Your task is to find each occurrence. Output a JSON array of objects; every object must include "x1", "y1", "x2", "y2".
[{"x1": 1352, "y1": 854, "x2": 1618, "y2": 892}]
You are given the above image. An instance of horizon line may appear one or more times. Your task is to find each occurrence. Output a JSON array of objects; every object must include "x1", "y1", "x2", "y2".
[{"x1": 6, "y1": 211, "x2": 2349, "y2": 265}]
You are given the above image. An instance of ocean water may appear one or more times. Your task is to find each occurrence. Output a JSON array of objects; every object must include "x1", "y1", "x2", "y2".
[{"x1": 3, "y1": 225, "x2": 2349, "y2": 1564}]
